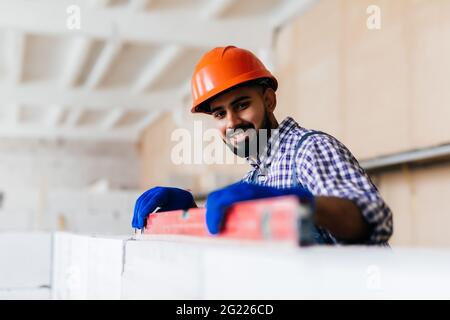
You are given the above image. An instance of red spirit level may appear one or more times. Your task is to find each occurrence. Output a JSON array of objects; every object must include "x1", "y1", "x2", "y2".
[{"x1": 144, "y1": 196, "x2": 315, "y2": 246}]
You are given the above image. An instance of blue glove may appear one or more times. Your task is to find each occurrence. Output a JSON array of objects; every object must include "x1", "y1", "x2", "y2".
[
  {"x1": 132, "y1": 186, "x2": 196, "y2": 229},
  {"x1": 205, "y1": 182, "x2": 315, "y2": 235}
]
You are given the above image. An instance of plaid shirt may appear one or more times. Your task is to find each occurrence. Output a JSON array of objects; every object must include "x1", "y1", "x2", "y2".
[{"x1": 242, "y1": 117, "x2": 393, "y2": 245}]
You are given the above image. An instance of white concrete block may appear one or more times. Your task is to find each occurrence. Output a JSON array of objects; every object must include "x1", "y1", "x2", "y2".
[
  {"x1": 0, "y1": 287, "x2": 51, "y2": 300},
  {"x1": 203, "y1": 246, "x2": 450, "y2": 299},
  {"x1": 119, "y1": 236, "x2": 450, "y2": 299},
  {"x1": 52, "y1": 232, "x2": 126, "y2": 299},
  {"x1": 51, "y1": 232, "x2": 89, "y2": 299},
  {"x1": 85, "y1": 236, "x2": 126, "y2": 299},
  {"x1": 202, "y1": 245, "x2": 316, "y2": 299},
  {"x1": 0, "y1": 232, "x2": 52, "y2": 289},
  {"x1": 121, "y1": 237, "x2": 203, "y2": 299},
  {"x1": 0, "y1": 231, "x2": 441, "y2": 300}
]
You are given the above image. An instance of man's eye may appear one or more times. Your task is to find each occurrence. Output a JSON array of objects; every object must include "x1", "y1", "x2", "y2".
[
  {"x1": 236, "y1": 102, "x2": 249, "y2": 110},
  {"x1": 213, "y1": 111, "x2": 225, "y2": 119}
]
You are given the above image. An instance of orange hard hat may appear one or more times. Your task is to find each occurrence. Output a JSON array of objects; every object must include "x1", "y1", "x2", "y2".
[{"x1": 191, "y1": 46, "x2": 278, "y2": 113}]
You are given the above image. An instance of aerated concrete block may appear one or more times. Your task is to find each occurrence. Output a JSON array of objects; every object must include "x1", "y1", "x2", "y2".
[
  {"x1": 52, "y1": 232, "x2": 126, "y2": 299},
  {"x1": 121, "y1": 236, "x2": 203, "y2": 299},
  {"x1": 203, "y1": 246, "x2": 450, "y2": 299},
  {"x1": 0, "y1": 287, "x2": 51, "y2": 300},
  {"x1": 0, "y1": 232, "x2": 52, "y2": 289}
]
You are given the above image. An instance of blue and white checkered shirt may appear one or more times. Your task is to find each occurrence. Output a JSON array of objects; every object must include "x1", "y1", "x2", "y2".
[{"x1": 242, "y1": 117, "x2": 393, "y2": 245}]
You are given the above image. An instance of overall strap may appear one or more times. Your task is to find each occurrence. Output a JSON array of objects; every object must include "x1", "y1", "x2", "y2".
[
  {"x1": 291, "y1": 130, "x2": 337, "y2": 245},
  {"x1": 249, "y1": 168, "x2": 258, "y2": 184},
  {"x1": 291, "y1": 131, "x2": 323, "y2": 187}
]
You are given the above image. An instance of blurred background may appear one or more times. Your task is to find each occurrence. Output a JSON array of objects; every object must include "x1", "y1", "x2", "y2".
[{"x1": 0, "y1": 0, "x2": 449, "y2": 248}]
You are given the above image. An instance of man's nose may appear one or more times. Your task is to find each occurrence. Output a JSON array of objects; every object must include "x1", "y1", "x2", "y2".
[{"x1": 226, "y1": 111, "x2": 243, "y2": 129}]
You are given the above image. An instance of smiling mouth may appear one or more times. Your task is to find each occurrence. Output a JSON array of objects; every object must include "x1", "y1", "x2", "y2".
[
  {"x1": 231, "y1": 131, "x2": 249, "y2": 143},
  {"x1": 227, "y1": 128, "x2": 255, "y2": 145}
]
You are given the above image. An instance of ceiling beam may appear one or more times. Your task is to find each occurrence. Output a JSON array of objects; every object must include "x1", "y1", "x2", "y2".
[
  {"x1": 132, "y1": 45, "x2": 183, "y2": 93},
  {"x1": 132, "y1": 0, "x2": 235, "y2": 94},
  {"x1": 64, "y1": 108, "x2": 84, "y2": 127},
  {"x1": 96, "y1": 0, "x2": 147, "y2": 132},
  {"x1": 61, "y1": 36, "x2": 92, "y2": 87},
  {"x1": 133, "y1": 111, "x2": 160, "y2": 132},
  {"x1": 0, "y1": 125, "x2": 138, "y2": 142},
  {"x1": 0, "y1": 0, "x2": 271, "y2": 49},
  {"x1": 270, "y1": 0, "x2": 319, "y2": 29},
  {"x1": 92, "y1": 0, "x2": 112, "y2": 6},
  {"x1": 83, "y1": 0, "x2": 149, "y2": 90},
  {"x1": 200, "y1": 0, "x2": 235, "y2": 19},
  {"x1": 84, "y1": 39, "x2": 121, "y2": 89},
  {"x1": 61, "y1": 0, "x2": 113, "y2": 88},
  {"x1": 46, "y1": 105, "x2": 65, "y2": 127},
  {"x1": 133, "y1": 81, "x2": 191, "y2": 134},
  {"x1": 128, "y1": 0, "x2": 149, "y2": 11},
  {"x1": 5, "y1": 29, "x2": 25, "y2": 84},
  {"x1": 0, "y1": 83, "x2": 178, "y2": 111},
  {"x1": 100, "y1": 108, "x2": 126, "y2": 130}
]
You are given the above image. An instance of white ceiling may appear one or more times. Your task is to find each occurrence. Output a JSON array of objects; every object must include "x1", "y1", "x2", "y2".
[{"x1": 0, "y1": 0, "x2": 316, "y2": 142}]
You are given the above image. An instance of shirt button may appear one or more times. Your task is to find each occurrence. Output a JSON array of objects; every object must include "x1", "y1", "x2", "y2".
[{"x1": 258, "y1": 175, "x2": 267, "y2": 183}]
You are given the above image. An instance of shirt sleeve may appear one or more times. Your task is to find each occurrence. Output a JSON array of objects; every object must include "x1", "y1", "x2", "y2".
[{"x1": 296, "y1": 134, "x2": 393, "y2": 244}]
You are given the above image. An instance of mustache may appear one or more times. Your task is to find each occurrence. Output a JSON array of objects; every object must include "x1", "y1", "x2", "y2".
[{"x1": 225, "y1": 124, "x2": 255, "y2": 139}]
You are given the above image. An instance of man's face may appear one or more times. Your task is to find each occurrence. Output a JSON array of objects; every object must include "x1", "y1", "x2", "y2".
[{"x1": 208, "y1": 85, "x2": 274, "y2": 158}]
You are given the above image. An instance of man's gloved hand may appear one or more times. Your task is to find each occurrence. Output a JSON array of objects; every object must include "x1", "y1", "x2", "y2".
[
  {"x1": 132, "y1": 186, "x2": 196, "y2": 229},
  {"x1": 205, "y1": 182, "x2": 315, "y2": 235}
]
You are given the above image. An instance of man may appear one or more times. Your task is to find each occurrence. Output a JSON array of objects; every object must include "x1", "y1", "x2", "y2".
[{"x1": 132, "y1": 46, "x2": 393, "y2": 245}]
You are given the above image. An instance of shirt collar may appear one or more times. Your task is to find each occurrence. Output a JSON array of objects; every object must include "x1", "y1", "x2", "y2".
[{"x1": 247, "y1": 117, "x2": 298, "y2": 168}]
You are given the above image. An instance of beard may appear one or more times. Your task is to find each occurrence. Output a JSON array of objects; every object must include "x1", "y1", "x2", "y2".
[{"x1": 223, "y1": 112, "x2": 273, "y2": 158}]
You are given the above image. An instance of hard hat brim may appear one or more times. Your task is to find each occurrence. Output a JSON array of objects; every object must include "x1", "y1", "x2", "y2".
[{"x1": 191, "y1": 72, "x2": 278, "y2": 114}]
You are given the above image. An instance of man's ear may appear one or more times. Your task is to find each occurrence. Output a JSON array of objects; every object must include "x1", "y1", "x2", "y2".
[{"x1": 263, "y1": 88, "x2": 276, "y2": 113}]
